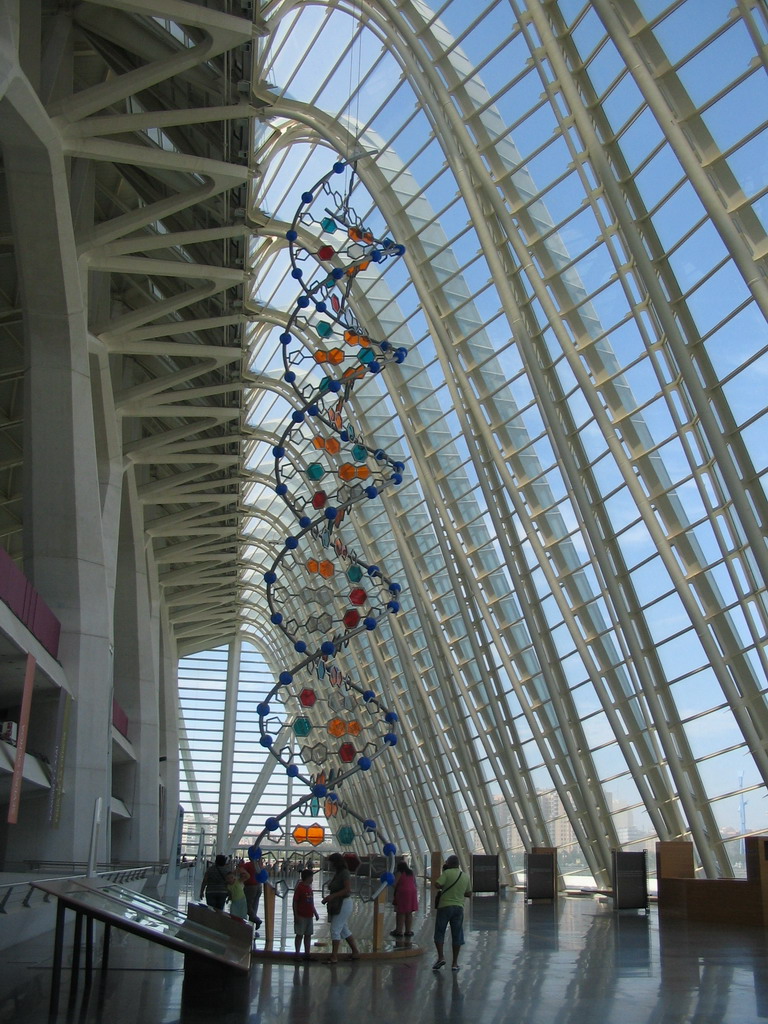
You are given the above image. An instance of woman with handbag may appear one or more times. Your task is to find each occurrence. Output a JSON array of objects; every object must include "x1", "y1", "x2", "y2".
[
  {"x1": 321, "y1": 852, "x2": 361, "y2": 963},
  {"x1": 432, "y1": 855, "x2": 472, "y2": 971}
]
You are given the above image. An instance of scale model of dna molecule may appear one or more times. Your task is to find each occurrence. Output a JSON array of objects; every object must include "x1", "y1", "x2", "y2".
[{"x1": 252, "y1": 161, "x2": 408, "y2": 889}]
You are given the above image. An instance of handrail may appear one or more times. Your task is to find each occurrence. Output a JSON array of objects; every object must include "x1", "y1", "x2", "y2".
[{"x1": 0, "y1": 861, "x2": 181, "y2": 915}]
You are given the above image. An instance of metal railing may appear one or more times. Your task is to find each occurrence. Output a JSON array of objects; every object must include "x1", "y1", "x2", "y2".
[{"x1": 0, "y1": 862, "x2": 176, "y2": 916}]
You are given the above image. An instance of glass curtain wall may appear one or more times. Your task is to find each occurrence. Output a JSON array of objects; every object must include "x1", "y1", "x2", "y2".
[{"x1": 179, "y1": 0, "x2": 768, "y2": 887}]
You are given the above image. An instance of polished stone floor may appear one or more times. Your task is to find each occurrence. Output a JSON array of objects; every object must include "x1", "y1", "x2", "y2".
[{"x1": 2, "y1": 891, "x2": 768, "y2": 1024}]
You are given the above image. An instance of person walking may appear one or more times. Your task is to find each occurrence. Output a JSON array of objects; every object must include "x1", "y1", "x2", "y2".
[
  {"x1": 199, "y1": 854, "x2": 230, "y2": 911},
  {"x1": 226, "y1": 866, "x2": 248, "y2": 919},
  {"x1": 321, "y1": 852, "x2": 361, "y2": 963},
  {"x1": 432, "y1": 855, "x2": 472, "y2": 971},
  {"x1": 241, "y1": 852, "x2": 263, "y2": 930}
]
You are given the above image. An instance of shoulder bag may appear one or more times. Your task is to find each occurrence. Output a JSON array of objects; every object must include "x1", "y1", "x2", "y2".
[{"x1": 434, "y1": 870, "x2": 463, "y2": 909}]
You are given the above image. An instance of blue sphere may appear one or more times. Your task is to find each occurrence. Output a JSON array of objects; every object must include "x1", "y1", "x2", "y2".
[
  {"x1": 285, "y1": 536, "x2": 299, "y2": 549},
  {"x1": 365, "y1": 486, "x2": 378, "y2": 499},
  {"x1": 299, "y1": 516, "x2": 312, "y2": 528},
  {"x1": 257, "y1": 703, "x2": 270, "y2": 717},
  {"x1": 384, "y1": 733, "x2": 397, "y2": 746},
  {"x1": 340, "y1": 429, "x2": 349, "y2": 441},
  {"x1": 271, "y1": 612, "x2": 283, "y2": 624},
  {"x1": 286, "y1": 230, "x2": 298, "y2": 242},
  {"x1": 280, "y1": 332, "x2": 292, "y2": 344},
  {"x1": 387, "y1": 600, "x2": 400, "y2": 613},
  {"x1": 291, "y1": 267, "x2": 303, "y2": 279},
  {"x1": 367, "y1": 565, "x2": 380, "y2": 576},
  {"x1": 273, "y1": 446, "x2": 285, "y2": 458},
  {"x1": 328, "y1": 380, "x2": 342, "y2": 392},
  {"x1": 291, "y1": 410, "x2": 305, "y2": 423},
  {"x1": 307, "y1": 404, "x2": 319, "y2": 416},
  {"x1": 358, "y1": 756, "x2": 372, "y2": 771},
  {"x1": 389, "y1": 583, "x2": 401, "y2": 593},
  {"x1": 315, "y1": 301, "x2": 327, "y2": 313},
  {"x1": 391, "y1": 473, "x2": 403, "y2": 485},
  {"x1": 297, "y1": 295, "x2": 310, "y2": 308},
  {"x1": 369, "y1": 361, "x2": 381, "y2": 373},
  {"x1": 294, "y1": 640, "x2": 307, "y2": 653},
  {"x1": 248, "y1": 845, "x2": 262, "y2": 861},
  {"x1": 324, "y1": 507, "x2": 337, "y2": 520},
  {"x1": 301, "y1": 191, "x2": 314, "y2": 203},
  {"x1": 313, "y1": 783, "x2": 327, "y2": 798},
  {"x1": 279, "y1": 671, "x2": 293, "y2": 686},
  {"x1": 363, "y1": 690, "x2": 375, "y2": 702},
  {"x1": 287, "y1": 764, "x2": 299, "y2": 777},
  {"x1": 321, "y1": 640, "x2": 335, "y2": 656},
  {"x1": 385, "y1": 711, "x2": 399, "y2": 724},
  {"x1": 265, "y1": 816, "x2": 280, "y2": 831},
  {"x1": 331, "y1": 267, "x2": 344, "y2": 279},
  {"x1": 364, "y1": 819, "x2": 377, "y2": 831},
  {"x1": 275, "y1": 483, "x2": 288, "y2": 495},
  {"x1": 257, "y1": 869, "x2": 269, "y2": 883},
  {"x1": 383, "y1": 842, "x2": 397, "y2": 856},
  {"x1": 328, "y1": 791, "x2": 339, "y2": 802},
  {"x1": 260, "y1": 735, "x2": 274, "y2": 748},
  {"x1": 364, "y1": 617, "x2": 377, "y2": 630},
  {"x1": 381, "y1": 872, "x2": 395, "y2": 886},
  {"x1": 333, "y1": 162, "x2": 345, "y2": 174},
  {"x1": 264, "y1": 571, "x2": 277, "y2": 584},
  {"x1": 374, "y1": 449, "x2": 385, "y2": 461},
  {"x1": 284, "y1": 371, "x2": 296, "y2": 383}
]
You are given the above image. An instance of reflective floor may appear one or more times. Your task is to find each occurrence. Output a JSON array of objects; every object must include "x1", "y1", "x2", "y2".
[{"x1": 2, "y1": 892, "x2": 768, "y2": 1024}]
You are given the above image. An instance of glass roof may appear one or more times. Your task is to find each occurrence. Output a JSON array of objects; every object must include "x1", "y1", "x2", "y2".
[{"x1": 175, "y1": 0, "x2": 768, "y2": 886}]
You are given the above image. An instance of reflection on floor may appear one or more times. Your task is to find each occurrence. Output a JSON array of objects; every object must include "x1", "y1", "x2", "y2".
[{"x1": 2, "y1": 890, "x2": 768, "y2": 1024}]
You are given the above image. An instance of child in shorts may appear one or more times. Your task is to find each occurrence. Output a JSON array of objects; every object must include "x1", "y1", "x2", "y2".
[{"x1": 293, "y1": 868, "x2": 320, "y2": 957}]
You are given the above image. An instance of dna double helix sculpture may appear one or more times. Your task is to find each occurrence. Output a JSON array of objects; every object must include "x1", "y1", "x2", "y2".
[{"x1": 252, "y1": 161, "x2": 408, "y2": 889}]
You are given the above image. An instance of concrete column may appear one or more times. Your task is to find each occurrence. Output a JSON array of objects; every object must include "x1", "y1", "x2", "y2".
[{"x1": 0, "y1": 34, "x2": 113, "y2": 862}]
